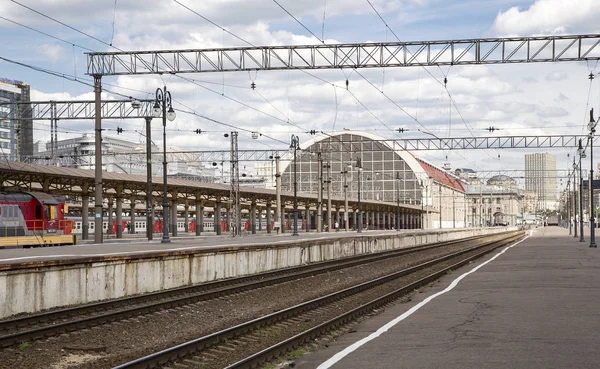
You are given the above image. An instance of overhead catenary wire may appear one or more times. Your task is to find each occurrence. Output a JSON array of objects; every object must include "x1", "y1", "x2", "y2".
[
  {"x1": 172, "y1": 0, "x2": 391, "y2": 136},
  {"x1": 2, "y1": 4, "x2": 290, "y2": 144},
  {"x1": 272, "y1": 0, "x2": 324, "y2": 43}
]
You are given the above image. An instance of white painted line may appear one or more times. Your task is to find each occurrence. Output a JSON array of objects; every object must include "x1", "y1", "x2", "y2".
[{"x1": 317, "y1": 236, "x2": 529, "y2": 369}]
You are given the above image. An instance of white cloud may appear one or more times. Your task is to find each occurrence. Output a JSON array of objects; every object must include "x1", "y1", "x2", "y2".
[
  {"x1": 545, "y1": 71, "x2": 567, "y2": 81},
  {"x1": 38, "y1": 44, "x2": 64, "y2": 63},
  {"x1": 491, "y1": 0, "x2": 598, "y2": 36},
  {"x1": 2, "y1": 0, "x2": 597, "y2": 174}
]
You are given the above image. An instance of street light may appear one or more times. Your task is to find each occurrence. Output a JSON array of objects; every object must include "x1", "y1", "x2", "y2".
[
  {"x1": 588, "y1": 108, "x2": 597, "y2": 248},
  {"x1": 356, "y1": 158, "x2": 362, "y2": 233},
  {"x1": 290, "y1": 134, "x2": 300, "y2": 236},
  {"x1": 578, "y1": 138, "x2": 586, "y2": 242},
  {"x1": 153, "y1": 86, "x2": 176, "y2": 243}
]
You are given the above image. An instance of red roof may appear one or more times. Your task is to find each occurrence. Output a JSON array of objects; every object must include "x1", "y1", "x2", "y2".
[{"x1": 416, "y1": 158, "x2": 465, "y2": 192}]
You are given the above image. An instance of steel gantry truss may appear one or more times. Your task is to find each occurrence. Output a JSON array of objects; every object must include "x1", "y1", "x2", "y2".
[
  {"x1": 0, "y1": 99, "x2": 155, "y2": 120},
  {"x1": 81, "y1": 34, "x2": 600, "y2": 244},
  {"x1": 19, "y1": 134, "x2": 593, "y2": 164},
  {"x1": 86, "y1": 34, "x2": 600, "y2": 75}
]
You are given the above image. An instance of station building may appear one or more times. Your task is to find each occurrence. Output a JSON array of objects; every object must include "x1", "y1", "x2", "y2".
[{"x1": 278, "y1": 131, "x2": 469, "y2": 230}]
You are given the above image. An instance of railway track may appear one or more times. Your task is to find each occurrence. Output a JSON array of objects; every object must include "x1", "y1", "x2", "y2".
[
  {"x1": 113, "y1": 231, "x2": 524, "y2": 369},
  {"x1": 0, "y1": 233, "x2": 503, "y2": 348}
]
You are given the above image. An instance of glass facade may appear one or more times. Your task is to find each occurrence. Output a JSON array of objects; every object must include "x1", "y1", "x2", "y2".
[{"x1": 280, "y1": 133, "x2": 424, "y2": 204}]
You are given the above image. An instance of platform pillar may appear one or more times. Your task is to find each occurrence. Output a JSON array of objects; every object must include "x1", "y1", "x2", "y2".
[
  {"x1": 266, "y1": 202, "x2": 272, "y2": 234},
  {"x1": 280, "y1": 205, "x2": 286, "y2": 233},
  {"x1": 107, "y1": 197, "x2": 114, "y2": 236},
  {"x1": 130, "y1": 195, "x2": 136, "y2": 235},
  {"x1": 215, "y1": 201, "x2": 222, "y2": 235},
  {"x1": 170, "y1": 196, "x2": 178, "y2": 237},
  {"x1": 305, "y1": 204, "x2": 310, "y2": 232},
  {"x1": 184, "y1": 202, "x2": 189, "y2": 233},
  {"x1": 116, "y1": 196, "x2": 123, "y2": 239},
  {"x1": 258, "y1": 208, "x2": 263, "y2": 231},
  {"x1": 251, "y1": 201, "x2": 257, "y2": 234},
  {"x1": 81, "y1": 185, "x2": 90, "y2": 240},
  {"x1": 195, "y1": 199, "x2": 203, "y2": 236}
]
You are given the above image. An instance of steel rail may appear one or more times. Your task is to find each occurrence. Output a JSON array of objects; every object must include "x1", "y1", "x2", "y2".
[
  {"x1": 227, "y1": 232, "x2": 524, "y2": 369},
  {"x1": 112, "y1": 231, "x2": 524, "y2": 368},
  {"x1": 0, "y1": 233, "x2": 493, "y2": 347}
]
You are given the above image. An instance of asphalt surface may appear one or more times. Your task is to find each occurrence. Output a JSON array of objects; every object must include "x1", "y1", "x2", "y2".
[
  {"x1": 0, "y1": 229, "x2": 414, "y2": 265},
  {"x1": 294, "y1": 226, "x2": 600, "y2": 369}
]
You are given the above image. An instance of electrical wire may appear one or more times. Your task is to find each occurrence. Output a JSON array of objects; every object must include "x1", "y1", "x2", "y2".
[
  {"x1": 172, "y1": 0, "x2": 389, "y2": 137},
  {"x1": 0, "y1": 15, "x2": 95, "y2": 52},
  {"x1": 272, "y1": 0, "x2": 324, "y2": 43}
]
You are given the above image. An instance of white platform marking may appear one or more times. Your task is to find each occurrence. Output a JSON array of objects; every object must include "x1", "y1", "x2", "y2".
[{"x1": 317, "y1": 236, "x2": 528, "y2": 369}]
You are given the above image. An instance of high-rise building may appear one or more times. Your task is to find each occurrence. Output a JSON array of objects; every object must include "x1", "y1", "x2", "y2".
[
  {"x1": 525, "y1": 153, "x2": 557, "y2": 211},
  {"x1": 0, "y1": 78, "x2": 32, "y2": 161}
]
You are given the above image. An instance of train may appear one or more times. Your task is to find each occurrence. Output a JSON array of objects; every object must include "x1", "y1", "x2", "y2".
[
  {"x1": 66, "y1": 216, "x2": 290, "y2": 235},
  {"x1": 0, "y1": 191, "x2": 75, "y2": 248}
]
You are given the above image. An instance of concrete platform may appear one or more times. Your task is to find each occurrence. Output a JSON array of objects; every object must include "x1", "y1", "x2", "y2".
[
  {"x1": 0, "y1": 227, "x2": 514, "y2": 318},
  {"x1": 295, "y1": 226, "x2": 600, "y2": 369},
  {"x1": 0, "y1": 229, "x2": 412, "y2": 266}
]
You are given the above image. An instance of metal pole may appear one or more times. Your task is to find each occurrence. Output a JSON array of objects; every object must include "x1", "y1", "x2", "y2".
[
  {"x1": 343, "y1": 167, "x2": 349, "y2": 232},
  {"x1": 568, "y1": 177, "x2": 572, "y2": 235},
  {"x1": 93, "y1": 75, "x2": 103, "y2": 244},
  {"x1": 292, "y1": 135, "x2": 299, "y2": 236},
  {"x1": 327, "y1": 161, "x2": 332, "y2": 233},
  {"x1": 275, "y1": 152, "x2": 281, "y2": 234},
  {"x1": 396, "y1": 172, "x2": 400, "y2": 231},
  {"x1": 590, "y1": 108, "x2": 597, "y2": 247},
  {"x1": 317, "y1": 152, "x2": 322, "y2": 232},
  {"x1": 580, "y1": 139, "x2": 585, "y2": 241},
  {"x1": 145, "y1": 117, "x2": 153, "y2": 241},
  {"x1": 439, "y1": 184, "x2": 442, "y2": 228},
  {"x1": 590, "y1": 132, "x2": 597, "y2": 247},
  {"x1": 357, "y1": 158, "x2": 362, "y2": 233},
  {"x1": 160, "y1": 86, "x2": 170, "y2": 243},
  {"x1": 574, "y1": 159, "x2": 578, "y2": 238}
]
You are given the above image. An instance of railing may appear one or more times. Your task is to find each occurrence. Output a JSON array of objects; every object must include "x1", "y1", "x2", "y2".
[{"x1": 0, "y1": 219, "x2": 72, "y2": 237}]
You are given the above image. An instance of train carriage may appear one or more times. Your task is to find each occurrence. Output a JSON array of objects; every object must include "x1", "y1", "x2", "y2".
[{"x1": 0, "y1": 192, "x2": 75, "y2": 248}]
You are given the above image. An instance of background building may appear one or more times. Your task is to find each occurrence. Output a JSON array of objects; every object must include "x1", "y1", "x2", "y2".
[
  {"x1": 278, "y1": 131, "x2": 468, "y2": 229},
  {"x1": 0, "y1": 77, "x2": 32, "y2": 161},
  {"x1": 525, "y1": 153, "x2": 557, "y2": 211},
  {"x1": 464, "y1": 175, "x2": 521, "y2": 227}
]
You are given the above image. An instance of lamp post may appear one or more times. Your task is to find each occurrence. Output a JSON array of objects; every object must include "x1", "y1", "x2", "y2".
[
  {"x1": 153, "y1": 86, "x2": 176, "y2": 243},
  {"x1": 579, "y1": 138, "x2": 586, "y2": 242},
  {"x1": 145, "y1": 116, "x2": 153, "y2": 241},
  {"x1": 343, "y1": 165, "x2": 350, "y2": 232},
  {"x1": 356, "y1": 158, "x2": 362, "y2": 233},
  {"x1": 588, "y1": 108, "x2": 597, "y2": 248},
  {"x1": 290, "y1": 134, "x2": 299, "y2": 236}
]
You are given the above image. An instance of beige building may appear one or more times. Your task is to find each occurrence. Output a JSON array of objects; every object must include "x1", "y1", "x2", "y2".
[
  {"x1": 525, "y1": 153, "x2": 557, "y2": 210},
  {"x1": 465, "y1": 175, "x2": 521, "y2": 227}
]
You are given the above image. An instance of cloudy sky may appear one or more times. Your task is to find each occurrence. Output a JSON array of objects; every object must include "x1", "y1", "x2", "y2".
[{"x1": 1, "y1": 0, "x2": 599, "y2": 185}]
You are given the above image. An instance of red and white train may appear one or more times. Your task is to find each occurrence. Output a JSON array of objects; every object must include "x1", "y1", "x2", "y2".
[
  {"x1": 66, "y1": 217, "x2": 289, "y2": 235},
  {"x1": 0, "y1": 191, "x2": 75, "y2": 248}
]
